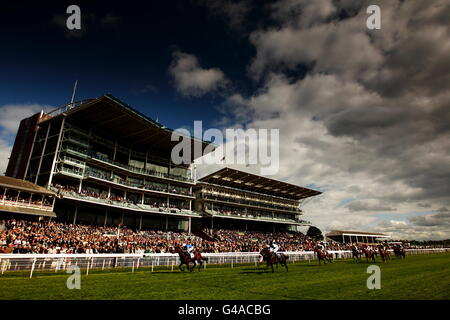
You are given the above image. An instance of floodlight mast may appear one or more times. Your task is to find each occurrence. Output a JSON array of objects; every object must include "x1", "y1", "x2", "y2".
[{"x1": 70, "y1": 80, "x2": 78, "y2": 104}]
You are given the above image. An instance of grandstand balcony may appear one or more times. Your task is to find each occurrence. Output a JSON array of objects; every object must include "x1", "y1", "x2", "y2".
[
  {"x1": 201, "y1": 194, "x2": 302, "y2": 215},
  {"x1": 0, "y1": 176, "x2": 57, "y2": 218},
  {"x1": 59, "y1": 156, "x2": 86, "y2": 169},
  {"x1": 0, "y1": 198, "x2": 53, "y2": 212},
  {"x1": 82, "y1": 169, "x2": 194, "y2": 199},
  {"x1": 202, "y1": 207, "x2": 308, "y2": 225},
  {"x1": 86, "y1": 152, "x2": 194, "y2": 185},
  {"x1": 54, "y1": 166, "x2": 194, "y2": 199},
  {"x1": 62, "y1": 146, "x2": 90, "y2": 159},
  {"x1": 202, "y1": 203, "x2": 309, "y2": 226},
  {"x1": 51, "y1": 187, "x2": 199, "y2": 218}
]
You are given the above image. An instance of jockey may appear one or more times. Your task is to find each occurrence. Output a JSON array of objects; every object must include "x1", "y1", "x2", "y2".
[
  {"x1": 183, "y1": 243, "x2": 194, "y2": 259},
  {"x1": 317, "y1": 242, "x2": 325, "y2": 251},
  {"x1": 269, "y1": 240, "x2": 280, "y2": 258}
]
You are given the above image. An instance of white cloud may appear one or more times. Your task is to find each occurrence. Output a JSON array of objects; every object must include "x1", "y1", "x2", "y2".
[
  {"x1": 0, "y1": 103, "x2": 52, "y2": 174},
  {"x1": 201, "y1": 0, "x2": 450, "y2": 240},
  {"x1": 169, "y1": 51, "x2": 228, "y2": 97}
]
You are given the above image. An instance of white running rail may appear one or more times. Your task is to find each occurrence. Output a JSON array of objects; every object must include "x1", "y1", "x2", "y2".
[{"x1": 0, "y1": 248, "x2": 449, "y2": 278}]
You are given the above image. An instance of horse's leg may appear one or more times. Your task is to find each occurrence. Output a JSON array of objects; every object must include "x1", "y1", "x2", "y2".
[{"x1": 179, "y1": 262, "x2": 184, "y2": 272}]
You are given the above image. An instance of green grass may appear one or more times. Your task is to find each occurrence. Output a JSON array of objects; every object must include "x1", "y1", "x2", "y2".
[{"x1": 0, "y1": 253, "x2": 449, "y2": 300}]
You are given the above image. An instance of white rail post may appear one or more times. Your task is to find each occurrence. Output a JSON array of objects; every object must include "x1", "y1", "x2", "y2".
[
  {"x1": 102, "y1": 259, "x2": 105, "y2": 270},
  {"x1": 30, "y1": 258, "x2": 37, "y2": 278},
  {"x1": 231, "y1": 257, "x2": 233, "y2": 269},
  {"x1": 137, "y1": 258, "x2": 140, "y2": 269},
  {"x1": 86, "y1": 258, "x2": 90, "y2": 276},
  {"x1": 171, "y1": 260, "x2": 174, "y2": 272},
  {"x1": 132, "y1": 261, "x2": 135, "y2": 273},
  {"x1": 151, "y1": 260, "x2": 154, "y2": 272}
]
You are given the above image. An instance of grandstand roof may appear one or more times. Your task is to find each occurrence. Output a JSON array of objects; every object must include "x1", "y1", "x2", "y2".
[
  {"x1": 198, "y1": 167, "x2": 322, "y2": 200},
  {"x1": 0, "y1": 176, "x2": 56, "y2": 196},
  {"x1": 44, "y1": 94, "x2": 215, "y2": 163},
  {"x1": 326, "y1": 230, "x2": 389, "y2": 238}
]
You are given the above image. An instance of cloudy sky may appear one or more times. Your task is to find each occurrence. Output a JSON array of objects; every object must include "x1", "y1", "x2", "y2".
[{"x1": 1, "y1": 1, "x2": 449, "y2": 240}]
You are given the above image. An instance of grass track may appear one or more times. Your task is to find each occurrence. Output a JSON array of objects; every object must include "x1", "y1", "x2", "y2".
[{"x1": 0, "y1": 253, "x2": 449, "y2": 300}]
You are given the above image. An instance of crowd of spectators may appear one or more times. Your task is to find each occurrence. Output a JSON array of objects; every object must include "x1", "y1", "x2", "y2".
[
  {"x1": 205, "y1": 228, "x2": 350, "y2": 252},
  {"x1": 3, "y1": 218, "x2": 442, "y2": 255},
  {"x1": 0, "y1": 218, "x2": 349, "y2": 254},
  {"x1": 0, "y1": 219, "x2": 203, "y2": 254}
]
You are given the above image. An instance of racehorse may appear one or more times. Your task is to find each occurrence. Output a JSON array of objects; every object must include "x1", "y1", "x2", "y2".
[
  {"x1": 393, "y1": 246, "x2": 406, "y2": 259},
  {"x1": 378, "y1": 246, "x2": 390, "y2": 262},
  {"x1": 259, "y1": 247, "x2": 289, "y2": 273},
  {"x1": 192, "y1": 250, "x2": 208, "y2": 271},
  {"x1": 314, "y1": 248, "x2": 333, "y2": 265},
  {"x1": 173, "y1": 246, "x2": 195, "y2": 272},
  {"x1": 362, "y1": 247, "x2": 377, "y2": 262},
  {"x1": 351, "y1": 246, "x2": 361, "y2": 262}
]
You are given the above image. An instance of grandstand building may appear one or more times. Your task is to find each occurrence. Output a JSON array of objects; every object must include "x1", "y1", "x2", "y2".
[
  {"x1": 5, "y1": 95, "x2": 213, "y2": 232},
  {"x1": 195, "y1": 167, "x2": 321, "y2": 232},
  {"x1": 325, "y1": 230, "x2": 389, "y2": 244},
  {"x1": 5, "y1": 94, "x2": 322, "y2": 234}
]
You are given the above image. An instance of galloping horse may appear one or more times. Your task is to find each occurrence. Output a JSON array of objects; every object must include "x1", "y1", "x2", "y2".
[
  {"x1": 362, "y1": 247, "x2": 377, "y2": 262},
  {"x1": 378, "y1": 246, "x2": 390, "y2": 262},
  {"x1": 351, "y1": 246, "x2": 361, "y2": 262},
  {"x1": 192, "y1": 250, "x2": 208, "y2": 271},
  {"x1": 259, "y1": 247, "x2": 289, "y2": 273},
  {"x1": 314, "y1": 248, "x2": 333, "y2": 265},
  {"x1": 393, "y1": 246, "x2": 406, "y2": 259},
  {"x1": 173, "y1": 246, "x2": 195, "y2": 272}
]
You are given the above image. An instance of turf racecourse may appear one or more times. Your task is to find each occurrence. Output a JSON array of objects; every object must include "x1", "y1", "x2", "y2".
[{"x1": 0, "y1": 253, "x2": 449, "y2": 300}]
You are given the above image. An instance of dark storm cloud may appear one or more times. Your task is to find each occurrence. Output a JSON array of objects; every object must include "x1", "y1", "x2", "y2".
[
  {"x1": 215, "y1": 0, "x2": 450, "y2": 239},
  {"x1": 408, "y1": 207, "x2": 450, "y2": 227},
  {"x1": 347, "y1": 200, "x2": 397, "y2": 212},
  {"x1": 197, "y1": 0, "x2": 254, "y2": 31}
]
